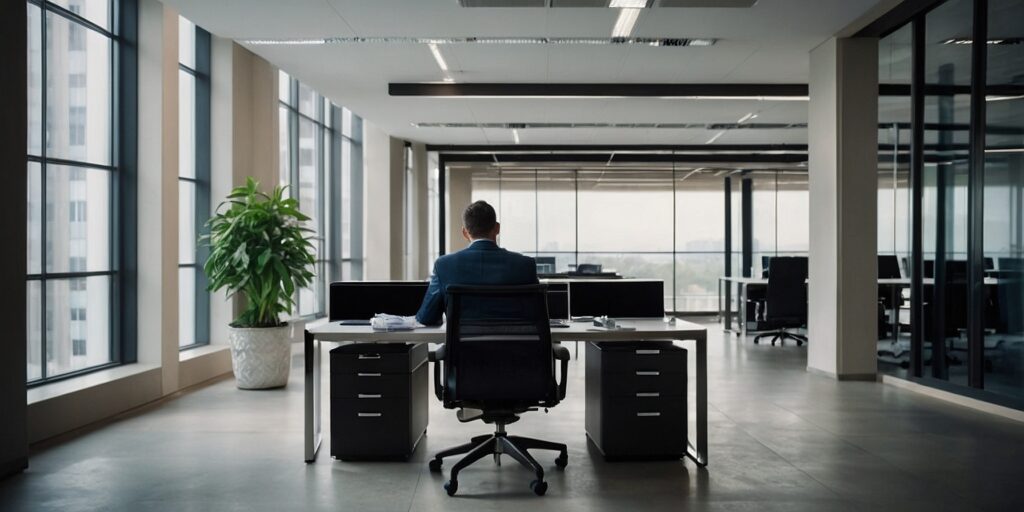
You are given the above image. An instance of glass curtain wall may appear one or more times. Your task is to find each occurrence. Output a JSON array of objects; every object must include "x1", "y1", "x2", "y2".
[
  {"x1": 26, "y1": 0, "x2": 121, "y2": 383},
  {"x1": 878, "y1": 0, "x2": 1024, "y2": 405},
  {"x1": 467, "y1": 167, "x2": 807, "y2": 312},
  {"x1": 177, "y1": 16, "x2": 210, "y2": 349}
]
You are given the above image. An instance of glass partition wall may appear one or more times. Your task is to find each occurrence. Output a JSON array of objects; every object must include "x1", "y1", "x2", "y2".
[
  {"x1": 877, "y1": 0, "x2": 1024, "y2": 406},
  {"x1": 464, "y1": 167, "x2": 807, "y2": 313}
]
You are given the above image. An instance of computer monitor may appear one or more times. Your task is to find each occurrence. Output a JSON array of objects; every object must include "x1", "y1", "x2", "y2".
[
  {"x1": 535, "y1": 256, "x2": 557, "y2": 275},
  {"x1": 568, "y1": 280, "x2": 664, "y2": 318},
  {"x1": 329, "y1": 281, "x2": 429, "y2": 321},
  {"x1": 878, "y1": 255, "x2": 901, "y2": 279},
  {"x1": 999, "y1": 257, "x2": 1023, "y2": 272},
  {"x1": 546, "y1": 282, "x2": 569, "y2": 320},
  {"x1": 984, "y1": 257, "x2": 995, "y2": 270},
  {"x1": 761, "y1": 256, "x2": 772, "y2": 278}
]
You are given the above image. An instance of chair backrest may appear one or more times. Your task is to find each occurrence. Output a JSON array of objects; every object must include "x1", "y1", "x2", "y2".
[
  {"x1": 765, "y1": 257, "x2": 808, "y2": 322},
  {"x1": 443, "y1": 284, "x2": 556, "y2": 409}
]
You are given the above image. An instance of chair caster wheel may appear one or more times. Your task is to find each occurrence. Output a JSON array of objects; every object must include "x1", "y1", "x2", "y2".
[
  {"x1": 555, "y1": 454, "x2": 568, "y2": 469},
  {"x1": 444, "y1": 480, "x2": 458, "y2": 496},
  {"x1": 530, "y1": 479, "x2": 548, "y2": 496},
  {"x1": 754, "y1": 339, "x2": 759, "y2": 344},
  {"x1": 428, "y1": 459, "x2": 442, "y2": 472},
  {"x1": 797, "y1": 340, "x2": 804, "y2": 347}
]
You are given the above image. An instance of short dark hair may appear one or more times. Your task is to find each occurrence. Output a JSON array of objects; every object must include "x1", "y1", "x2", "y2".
[{"x1": 463, "y1": 200, "x2": 497, "y2": 238}]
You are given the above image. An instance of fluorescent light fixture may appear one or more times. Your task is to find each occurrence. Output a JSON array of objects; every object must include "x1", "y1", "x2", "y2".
[
  {"x1": 986, "y1": 148, "x2": 1024, "y2": 153},
  {"x1": 512, "y1": 128, "x2": 521, "y2": 144},
  {"x1": 428, "y1": 43, "x2": 449, "y2": 72},
  {"x1": 986, "y1": 94, "x2": 1024, "y2": 102},
  {"x1": 705, "y1": 130, "x2": 726, "y2": 144},
  {"x1": 736, "y1": 112, "x2": 758, "y2": 124},
  {"x1": 660, "y1": 96, "x2": 808, "y2": 101},
  {"x1": 241, "y1": 36, "x2": 716, "y2": 47},
  {"x1": 610, "y1": 0, "x2": 648, "y2": 7},
  {"x1": 612, "y1": 8, "x2": 641, "y2": 38},
  {"x1": 942, "y1": 37, "x2": 1022, "y2": 45},
  {"x1": 242, "y1": 38, "x2": 327, "y2": 45}
]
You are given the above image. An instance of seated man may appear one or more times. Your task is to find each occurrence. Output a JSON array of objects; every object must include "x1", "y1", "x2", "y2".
[{"x1": 415, "y1": 200, "x2": 538, "y2": 326}]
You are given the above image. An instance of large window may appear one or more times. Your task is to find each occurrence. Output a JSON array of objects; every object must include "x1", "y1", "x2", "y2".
[
  {"x1": 279, "y1": 72, "x2": 362, "y2": 317},
  {"x1": 464, "y1": 167, "x2": 793, "y2": 312},
  {"x1": 27, "y1": 0, "x2": 128, "y2": 384},
  {"x1": 177, "y1": 16, "x2": 210, "y2": 349}
]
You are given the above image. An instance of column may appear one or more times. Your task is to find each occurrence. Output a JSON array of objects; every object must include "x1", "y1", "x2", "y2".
[{"x1": 807, "y1": 37, "x2": 879, "y2": 380}]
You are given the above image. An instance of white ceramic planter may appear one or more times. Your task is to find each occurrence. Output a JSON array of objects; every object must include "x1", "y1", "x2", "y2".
[{"x1": 228, "y1": 325, "x2": 291, "y2": 389}]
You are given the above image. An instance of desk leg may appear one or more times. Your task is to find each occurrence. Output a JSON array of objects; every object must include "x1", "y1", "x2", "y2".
[
  {"x1": 685, "y1": 332, "x2": 708, "y2": 467},
  {"x1": 739, "y1": 283, "x2": 748, "y2": 337},
  {"x1": 723, "y1": 279, "x2": 733, "y2": 333},
  {"x1": 304, "y1": 329, "x2": 322, "y2": 463}
]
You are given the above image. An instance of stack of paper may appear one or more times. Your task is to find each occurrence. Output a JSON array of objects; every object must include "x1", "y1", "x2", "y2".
[{"x1": 370, "y1": 314, "x2": 419, "y2": 332}]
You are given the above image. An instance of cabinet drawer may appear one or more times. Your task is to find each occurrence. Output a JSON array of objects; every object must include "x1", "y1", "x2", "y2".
[
  {"x1": 597, "y1": 345, "x2": 687, "y2": 375},
  {"x1": 602, "y1": 371, "x2": 686, "y2": 398},
  {"x1": 331, "y1": 398, "x2": 412, "y2": 458},
  {"x1": 331, "y1": 343, "x2": 427, "y2": 374},
  {"x1": 600, "y1": 397, "x2": 687, "y2": 456},
  {"x1": 331, "y1": 373, "x2": 410, "y2": 398}
]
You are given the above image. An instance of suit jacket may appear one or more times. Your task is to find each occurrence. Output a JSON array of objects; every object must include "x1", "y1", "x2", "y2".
[{"x1": 415, "y1": 240, "x2": 539, "y2": 326}]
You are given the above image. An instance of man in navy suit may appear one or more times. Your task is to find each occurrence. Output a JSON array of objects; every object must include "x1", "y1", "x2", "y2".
[{"x1": 415, "y1": 200, "x2": 538, "y2": 326}]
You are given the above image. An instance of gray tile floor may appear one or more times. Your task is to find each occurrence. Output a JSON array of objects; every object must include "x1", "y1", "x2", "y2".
[{"x1": 3, "y1": 320, "x2": 1023, "y2": 512}]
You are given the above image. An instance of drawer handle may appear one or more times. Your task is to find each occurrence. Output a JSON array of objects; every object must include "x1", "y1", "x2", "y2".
[
  {"x1": 636, "y1": 412, "x2": 661, "y2": 417},
  {"x1": 357, "y1": 412, "x2": 383, "y2": 418},
  {"x1": 357, "y1": 373, "x2": 382, "y2": 377},
  {"x1": 358, "y1": 394, "x2": 382, "y2": 399},
  {"x1": 635, "y1": 349, "x2": 661, "y2": 355},
  {"x1": 636, "y1": 392, "x2": 660, "y2": 398},
  {"x1": 358, "y1": 354, "x2": 381, "y2": 360},
  {"x1": 635, "y1": 371, "x2": 660, "y2": 376}
]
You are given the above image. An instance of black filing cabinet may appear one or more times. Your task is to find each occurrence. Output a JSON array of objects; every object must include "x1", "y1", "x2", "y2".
[
  {"x1": 330, "y1": 343, "x2": 429, "y2": 460},
  {"x1": 585, "y1": 341, "x2": 687, "y2": 460}
]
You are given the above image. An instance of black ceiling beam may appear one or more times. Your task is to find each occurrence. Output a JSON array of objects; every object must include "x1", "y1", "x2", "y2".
[
  {"x1": 880, "y1": 83, "x2": 1024, "y2": 96},
  {"x1": 390, "y1": 83, "x2": 809, "y2": 97},
  {"x1": 427, "y1": 144, "x2": 808, "y2": 153},
  {"x1": 855, "y1": 0, "x2": 945, "y2": 38}
]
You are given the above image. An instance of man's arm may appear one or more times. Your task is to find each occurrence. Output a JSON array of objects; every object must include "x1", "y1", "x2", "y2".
[{"x1": 415, "y1": 263, "x2": 445, "y2": 326}]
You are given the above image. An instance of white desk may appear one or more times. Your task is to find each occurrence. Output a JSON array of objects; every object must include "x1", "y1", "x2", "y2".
[{"x1": 304, "y1": 319, "x2": 708, "y2": 467}]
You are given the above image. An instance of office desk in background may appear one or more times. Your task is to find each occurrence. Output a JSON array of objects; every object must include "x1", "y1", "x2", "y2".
[{"x1": 304, "y1": 319, "x2": 708, "y2": 467}]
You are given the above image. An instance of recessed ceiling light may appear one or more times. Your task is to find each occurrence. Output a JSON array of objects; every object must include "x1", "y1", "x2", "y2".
[
  {"x1": 610, "y1": 0, "x2": 648, "y2": 7},
  {"x1": 512, "y1": 128, "x2": 521, "y2": 144},
  {"x1": 611, "y1": 8, "x2": 642, "y2": 38},
  {"x1": 428, "y1": 43, "x2": 449, "y2": 72}
]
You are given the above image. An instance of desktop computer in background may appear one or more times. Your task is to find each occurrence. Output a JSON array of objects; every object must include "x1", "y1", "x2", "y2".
[
  {"x1": 569, "y1": 280, "x2": 665, "y2": 319},
  {"x1": 329, "y1": 281, "x2": 429, "y2": 324}
]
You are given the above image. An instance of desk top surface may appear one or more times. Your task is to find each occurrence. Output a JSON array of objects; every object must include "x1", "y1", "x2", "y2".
[{"x1": 309, "y1": 318, "x2": 706, "y2": 343}]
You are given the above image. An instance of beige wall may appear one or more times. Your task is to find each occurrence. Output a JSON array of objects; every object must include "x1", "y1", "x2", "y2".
[
  {"x1": 807, "y1": 37, "x2": 879, "y2": 380},
  {"x1": 26, "y1": 2, "x2": 281, "y2": 444},
  {"x1": 447, "y1": 169, "x2": 473, "y2": 254}
]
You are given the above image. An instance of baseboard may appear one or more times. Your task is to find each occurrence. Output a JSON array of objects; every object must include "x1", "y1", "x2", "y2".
[
  {"x1": 882, "y1": 375, "x2": 1024, "y2": 423},
  {"x1": 806, "y1": 366, "x2": 877, "y2": 381},
  {"x1": 0, "y1": 456, "x2": 28, "y2": 480}
]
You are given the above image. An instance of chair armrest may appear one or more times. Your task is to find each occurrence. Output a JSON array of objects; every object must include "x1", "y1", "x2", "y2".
[
  {"x1": 552, "y1": 343, "x2": 570, "y2": 400},
  {"x1": 429, "y1": 344, "x2": 445, "y2": 401}
]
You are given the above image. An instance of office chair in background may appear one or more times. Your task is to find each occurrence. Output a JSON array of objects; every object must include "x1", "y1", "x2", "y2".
[
  {"x1": 753, "y1": 257, "x2": 809, "y2": 346},
  {"x1": 428, "y1": 285, "x2": 570, "y2": 497}
]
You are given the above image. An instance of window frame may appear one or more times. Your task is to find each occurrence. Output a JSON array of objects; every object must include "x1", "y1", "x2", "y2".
[
  {"x1": 177, "y1": 16, "x2": 211, "y2": 351},
  {"x1": 26, "y1": 0, "x2": 138, "y2": 387}
]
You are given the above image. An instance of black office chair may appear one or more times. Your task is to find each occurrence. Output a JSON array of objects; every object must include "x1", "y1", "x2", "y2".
[
  {"x1": 428, "y1": 284, "x2": 570, "y2": 497},
  {"x1": 753, "y1": 257, "x2": 808, "y2": 346}
]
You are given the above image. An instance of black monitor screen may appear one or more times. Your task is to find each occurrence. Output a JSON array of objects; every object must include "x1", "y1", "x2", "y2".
[
  {"x1": 547, "y1": 282, "x2": 569, "y2": 320},
  {"x1": 329, "y1": 281, "x2": 429, "y2": 321},
  {"x1": 878, "y1": 255, "x2": 901, "y2": 279},
  {"x1": 569, "y1": 280, "x2": 664, "y2": 318}
]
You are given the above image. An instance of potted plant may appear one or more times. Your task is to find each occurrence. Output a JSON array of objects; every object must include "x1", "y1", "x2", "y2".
[{"x1": 202, "y1": 178, "x2": 315, "y2": 389}]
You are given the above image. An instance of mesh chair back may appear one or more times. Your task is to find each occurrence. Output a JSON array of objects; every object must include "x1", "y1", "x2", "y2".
[
  {"x1": 765, "y1": 257, "x2": 808, "y2": 323},
  {"x1": 444, "y1": 285, "x2": 556, "y2": 407}
]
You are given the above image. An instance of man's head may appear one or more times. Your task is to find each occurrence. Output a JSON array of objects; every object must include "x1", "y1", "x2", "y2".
[{"x1": 462, "y1": 200, "x2": 500, "y2": 242}]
